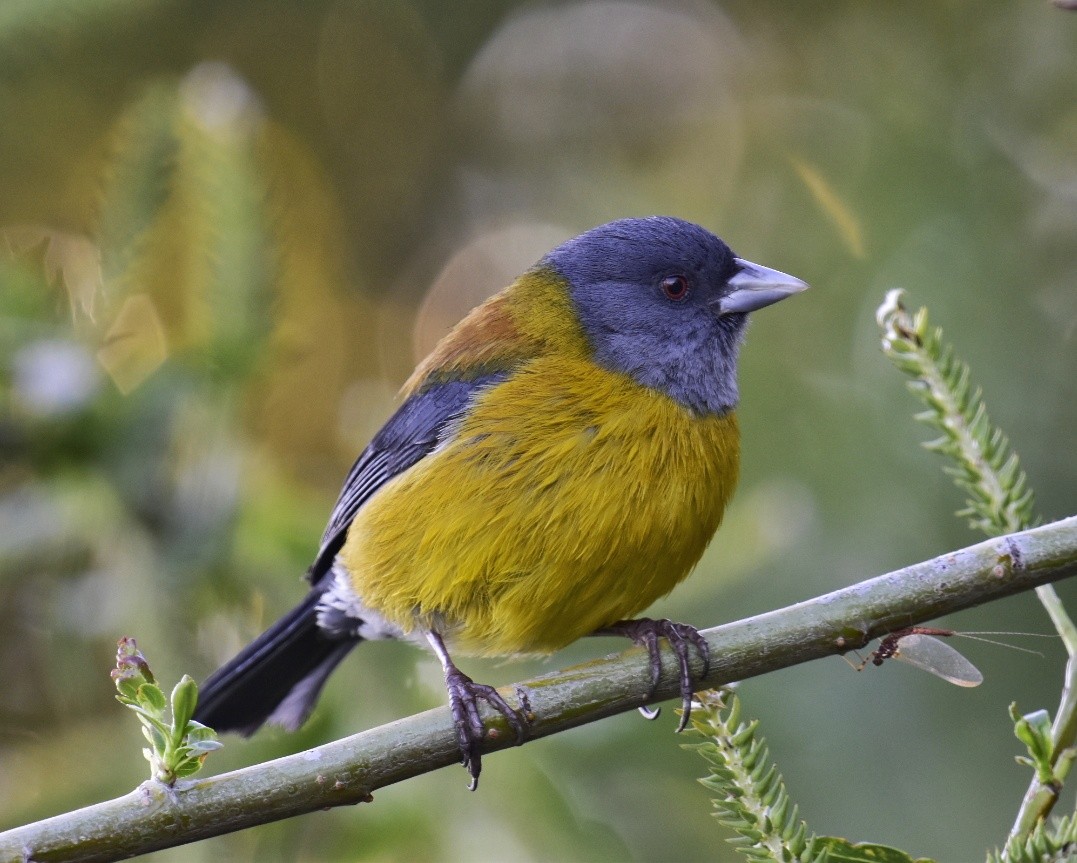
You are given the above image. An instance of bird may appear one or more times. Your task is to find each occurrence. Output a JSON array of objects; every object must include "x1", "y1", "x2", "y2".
[{"x1": 193, "y1": 215, "x2": 807, "y2": 787}]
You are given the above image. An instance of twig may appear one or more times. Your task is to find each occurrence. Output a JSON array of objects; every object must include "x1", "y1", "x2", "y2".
[{"x1": 1, "y1": 516, "x2": 1075, "y2": 863}]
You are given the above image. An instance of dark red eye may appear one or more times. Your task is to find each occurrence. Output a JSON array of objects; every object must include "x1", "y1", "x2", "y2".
[{"x1": 660, "y1": 275, "x2": 690, "y2": 301}]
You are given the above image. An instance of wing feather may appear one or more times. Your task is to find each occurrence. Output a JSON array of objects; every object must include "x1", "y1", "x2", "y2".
[{"x1": 308, "y1": 374, "x2": 506, "y2": 584}]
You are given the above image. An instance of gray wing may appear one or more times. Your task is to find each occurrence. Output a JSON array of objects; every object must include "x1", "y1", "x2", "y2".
[{"x1": 307, "y1": 374, "x2": 504, "y2": 584}]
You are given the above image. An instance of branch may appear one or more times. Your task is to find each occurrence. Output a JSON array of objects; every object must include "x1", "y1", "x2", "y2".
[{"x1": 3, "y1": 516, "x2": 1077, "y2": 863}]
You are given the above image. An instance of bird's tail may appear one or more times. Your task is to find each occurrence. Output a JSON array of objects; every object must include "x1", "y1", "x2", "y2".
[{"x1": 193, "y1": 590, "x2": 360, "y2": 735}]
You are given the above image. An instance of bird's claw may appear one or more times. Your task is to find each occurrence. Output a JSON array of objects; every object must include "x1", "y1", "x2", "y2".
[
  {"x1": 443, "y1": 665, "x2": 529, "y2": 790},
  {"x1": 603, "y1": 618, "x2": 709, "y2": 733}
]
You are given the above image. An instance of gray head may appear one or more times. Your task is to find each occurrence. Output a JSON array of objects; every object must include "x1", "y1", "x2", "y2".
[{"x1": 542, "y1": 216, "x2": 807, "y2": 416}]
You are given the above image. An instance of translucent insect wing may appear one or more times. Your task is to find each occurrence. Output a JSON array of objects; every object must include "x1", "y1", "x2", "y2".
[{"x1": 892, "y1": 633, "x2": 984, "y2": 687}]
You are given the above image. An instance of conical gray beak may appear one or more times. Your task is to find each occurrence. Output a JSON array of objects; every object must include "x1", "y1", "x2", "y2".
[{"x1": 716, "y1": 258, "x2": 809, "y2": 315}]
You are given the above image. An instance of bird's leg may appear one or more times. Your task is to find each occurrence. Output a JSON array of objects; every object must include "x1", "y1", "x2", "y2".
[
  {"x1": 596, "y1": 618, "x2": 710, "y2": 732},
  {"x1": 425, "y1": 631, "x2": 529, "y2": 790}
]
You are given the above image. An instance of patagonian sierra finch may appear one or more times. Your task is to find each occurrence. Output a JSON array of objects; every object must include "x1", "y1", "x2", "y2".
[{"x1": 194, "y1": 216, "x2": 808, "y2": 787}]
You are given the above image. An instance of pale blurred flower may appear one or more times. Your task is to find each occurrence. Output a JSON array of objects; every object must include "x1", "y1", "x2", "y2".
[{"x1": 13, "y1": 339, "x2": 101, "y2": 416}]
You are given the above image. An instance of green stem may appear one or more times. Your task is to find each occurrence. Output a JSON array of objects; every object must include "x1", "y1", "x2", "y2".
[
  {"x1": 1007, "y1": 584, "x2": 1077, "y2": 847},
  {"x1": 1, "y1": 517, "x2": 1075, "y2": 863}
]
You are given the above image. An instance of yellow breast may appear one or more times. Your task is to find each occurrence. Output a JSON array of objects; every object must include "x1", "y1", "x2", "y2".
[{"x1": 340, "y1": 357, "x2": 739, "y2": 657}]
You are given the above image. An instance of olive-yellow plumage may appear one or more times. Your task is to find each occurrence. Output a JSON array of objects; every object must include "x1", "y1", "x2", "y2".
[
  {"x1": 194, "y1": 216, "x2": 806, "y2": 787},
  {"x1": 343, "y1": 269, "x2": 739, "y2": 656}
]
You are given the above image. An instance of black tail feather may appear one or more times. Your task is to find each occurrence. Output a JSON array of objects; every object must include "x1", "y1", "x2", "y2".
[{"x1": 194, "y1": 590, "x2": 361, "y2": 735}]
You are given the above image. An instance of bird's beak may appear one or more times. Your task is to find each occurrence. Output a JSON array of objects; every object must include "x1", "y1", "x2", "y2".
[{"x1": 716, "y1": 258, "x2": 809, "y2": 315}]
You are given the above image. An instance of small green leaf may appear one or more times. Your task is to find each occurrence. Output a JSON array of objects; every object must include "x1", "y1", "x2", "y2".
[
  {"x1": 137, "y1": 683, "x2": 167, "y2": 713},
  {"x1": 174, "y1": 760, "x2": 205, "y2": 779},
  {"x1": 185, "y1": 724, "x2": 216, "y2": 742},
  {"x1": 1024, "y1": 709, "x2": 1053, "y2": 742},
  {"x1": 131, "y1": 707, "x2": 171, "y2": 735},
  {"x1": 141, "y1": 722, "x2": 166, "y2": 752},
  {"x1": 1012, "y1": 708, "x2": 1055, "y2": 778},
  {"x1": 816, "y1": 836, "x2": 934, "y2": 862},
  {"x1": 170, "y1": 675, "x2": 198, "y2": 730}
]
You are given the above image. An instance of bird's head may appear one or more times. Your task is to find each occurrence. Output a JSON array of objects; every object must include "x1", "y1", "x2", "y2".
[{"x1": 542, "y1": 216, "x2": 807, "y2": 415}]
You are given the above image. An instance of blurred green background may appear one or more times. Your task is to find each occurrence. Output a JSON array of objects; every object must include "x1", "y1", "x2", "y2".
[{"x1": 1, "y1": 1, "x2": 1075, "y2": 860}]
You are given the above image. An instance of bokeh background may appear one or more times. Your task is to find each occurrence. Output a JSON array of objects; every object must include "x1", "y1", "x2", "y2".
[{"x1": 1, "y1": 1, "x2": 1075, "y2": 860}]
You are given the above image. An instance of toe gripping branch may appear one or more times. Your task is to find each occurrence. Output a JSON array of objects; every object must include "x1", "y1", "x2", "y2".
[
  {"x1": 600, "y1": 618, "x2": 711, "y2": 732},
  {"x1": 427, "y1": 632, "x2": 529, "y2": 790}
]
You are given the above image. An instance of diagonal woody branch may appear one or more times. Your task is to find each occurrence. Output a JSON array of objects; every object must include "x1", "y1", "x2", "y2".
[{"x1": 2, "y1": 514, "x2": 1076, "y2": 863}]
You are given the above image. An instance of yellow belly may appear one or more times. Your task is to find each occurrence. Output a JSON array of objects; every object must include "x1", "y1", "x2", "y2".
[{"x1": 339, "y1": 356, "x2": 740, "y2": 656}]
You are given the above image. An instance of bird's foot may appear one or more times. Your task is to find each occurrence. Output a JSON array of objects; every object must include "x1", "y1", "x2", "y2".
[
  {"x1": 600, "y1": 618, "x2": 710, "y2": 732},
  {"x1": 443, "y1": 664, "x2": 529, "y2": 790}
]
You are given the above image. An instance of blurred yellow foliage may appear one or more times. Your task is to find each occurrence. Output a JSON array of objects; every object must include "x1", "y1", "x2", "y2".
[
  {"x1": 96, "y1": 293, "x2": 168, "y2": 394},
  {"x1": 790, "y1": 156, "x2": 866, "y2": 259}
]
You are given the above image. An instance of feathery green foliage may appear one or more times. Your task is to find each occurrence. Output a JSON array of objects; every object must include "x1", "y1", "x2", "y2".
[
  {"x1": 875, "y1": 289, "x2": 1035, "y2": 537},
  {"x1": 687, "y1": 690, "x2": 937, "y2": 863},
  {"x1": 988, "y1": 813, "x2": 1077, "y2": 863},
  {"x1": 876, "y1": 290, "x2": 1077, "y2": 858},
  {"x1": 687, "y1": 689, "x2": 827, "y2": 863},
  {"x1": 97, "y1": 83, "x2": 179, "y2": 300}
]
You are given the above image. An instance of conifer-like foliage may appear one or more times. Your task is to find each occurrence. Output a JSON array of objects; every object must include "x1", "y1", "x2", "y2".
[
  {"x1": 875, "y1": 289, "x2": 1035, "y2": 537},
  {"x1": 686, "y1": 293, "x2": 1073, "y2": 863},
  {"x1": 876, "y1": 290, "x2": 1076, "y2": 861},
  {"x1": 688, "y1": 690, "x2": 932, "y2": 863},
  {"x1": 987, "y1": 814, "x2": 1077, "y2": 863},
  {"x1": 688, "y1": 689, "x2": 826, "y2": 863}
]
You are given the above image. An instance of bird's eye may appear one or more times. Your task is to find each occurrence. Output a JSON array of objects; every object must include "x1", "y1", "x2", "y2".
[{"x1": 660, "y1": 275, "x2": 690, "y2": 302}]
